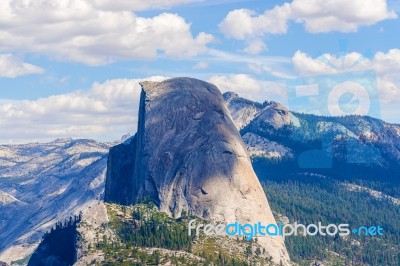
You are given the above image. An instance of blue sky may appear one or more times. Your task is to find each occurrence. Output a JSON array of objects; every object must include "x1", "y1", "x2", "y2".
[{"x1": 0, "y1": 0, "x2": 399, "y2": 143}]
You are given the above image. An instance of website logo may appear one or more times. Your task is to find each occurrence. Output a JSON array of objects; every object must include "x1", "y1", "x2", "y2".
[
  {"x1": 286, "y1": 47, "x2": 382, "y2": 168},
  {"x1": 188, "y1": 220, "x2": 384, "y2": 241}
]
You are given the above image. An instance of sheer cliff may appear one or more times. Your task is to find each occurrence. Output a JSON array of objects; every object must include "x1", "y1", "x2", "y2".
[{"x1": 104, "y1": 77, "x2": 290, "y2": 264}]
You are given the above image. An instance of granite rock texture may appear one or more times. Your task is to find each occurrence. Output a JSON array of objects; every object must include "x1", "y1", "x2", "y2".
[
  {"x1": 105, "y1": 77, "x2": 290, "y2": 264},
  {"x1": 104, "y1": 135, "x2": 136, "y2": 205}
]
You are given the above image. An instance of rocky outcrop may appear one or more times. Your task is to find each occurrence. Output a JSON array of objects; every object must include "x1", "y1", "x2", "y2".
[
  {"x1": 223, "y1": 92, "x2": 263, "y2": 129},
  {"x1": 104, "y1": 136, "x2": 136, "y2": 205},
  {"x1": 224, "y1": 92, "x2": 300, "y2": 131},
  {"x1": 255, "y1": 101, "x2": 292, "y2": 129},
  {"x1": 105, "y1": 77, "x2": 290, "y2": 264}
]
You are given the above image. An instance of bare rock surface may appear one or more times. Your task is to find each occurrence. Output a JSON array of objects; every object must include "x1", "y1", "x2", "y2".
[
  {"x1": 105, "y1": 77, "x2": 290, "y2": 264},
  {"x1": 255, "y1": 101, "x2": 292, "y2": 129},
  {"x1": 223, "y1": 92, "x2": 262, "y2": 129}
]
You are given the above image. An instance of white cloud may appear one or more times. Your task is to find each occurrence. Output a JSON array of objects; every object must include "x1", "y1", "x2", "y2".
[
  {"x1": 290, "y1": 0, "x2": 397, "y2": 33},
  {"x1": 372, "y1": 49, "x2": 400, "y2": 76},
  {"x1": 291, "y1": 49, "x2": 400, "y2": 104},
  {"x1": 292, "y1": 51, "x2": 338, "y2": 75},
  {"x1": 208, "y1": 74, "x2": 287, "y2": 103},
  {"x1": 208, "y1": 74, "x2": 261, "y2": 99},
  {"x1": 0, "y1": 76, "x2": 168, "y2": 143},
  {"x1": 93, "y1": 0, "x2": 204, "y2": 11},
  {"x1": 0, "y1": 0, "x2": 213, "y2": 66},
  {"x1": 219, "y1": 6, "x2": 290, "y2": 40},
  {"x1": 0, "y1": 54, "x2": 44, "y2": 78},
  {"x1": 0, "y1": 74, "x2": 288, "y2": 143},
  {"x1": 220, "y1": 0, "x2": 396, "y2": 39},
  {"x1": 243, "y1": 39, "x2": 266, "y2": 55}
]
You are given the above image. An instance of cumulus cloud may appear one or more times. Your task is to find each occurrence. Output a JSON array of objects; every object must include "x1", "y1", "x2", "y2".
[
  {"x1": 0, "y1": 54, "x2": 44, "y2": 78},
  {"x1": 373, "y1": 49, "x2": 400, "y2": 76},
  {"x1": 208, "y1": 74, "x2": 287, "y2": 103},
  {"x1": 0, "y1": 76, "x2": 168, "y2": 143},
  {"x1": 291, "y1": 49, "x2": 400, "y2": 104},
  {"x1": 0, "y1": 0, "x2": 213, "y2": 66},
  {"x1": 219, "y1": 6, "x2": 290, "y2": 40},
  {"x1": 0, "y1": 74, "x2": 289, "y2": 143},
  {"x1": 243, "y1": 39, "x2": 266, "y2": 55},
  {"x1": 220, "y1": 0, "x2": 396, "y2": 40},
  {"x1": 290, "y1": 0, "x2": 397, "y2": 33},
  {"x1": 93, "y1": 0, "x2": 204, "y2": 11},
  {"x1": 292, "y1": 51, "x2": 340, "y2": 75},
  {"x1": 208, "y1": 74, "x2": 261, "y2": 99}
]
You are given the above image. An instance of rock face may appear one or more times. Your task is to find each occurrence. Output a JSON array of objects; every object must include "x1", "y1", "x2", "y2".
[
  {"x1": 105, "y1": 77, "x2": 290, "y2": 264},
  {"x1": 256, "y1": 101, "x2": 291, "y2": 129},
  {"x1": 223, "y1": 92, "x2": 262, "y2": 130},
  {"x1": 104, "y1": 136, "x2": 136, "y2": 205}
]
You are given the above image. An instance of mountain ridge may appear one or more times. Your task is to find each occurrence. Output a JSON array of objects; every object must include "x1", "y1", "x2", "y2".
[
  {"x1": 225, "y1": 91, "x2": 400, "y2": 173},
  {"x1": 1, "y1": 82, "x2": 399, "y2": 264}
]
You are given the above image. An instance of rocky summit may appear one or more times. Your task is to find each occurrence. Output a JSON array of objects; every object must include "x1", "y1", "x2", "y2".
[{"x1": 105, "y1": 77, "x2": 290, "y2": 264}]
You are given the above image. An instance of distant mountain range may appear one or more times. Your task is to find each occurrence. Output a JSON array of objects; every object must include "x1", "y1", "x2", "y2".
[
  {"x1": 224, "y1": 91, "x2": 400, "y2": 186},
  {"x1": 0, "y1": 139, "x2": 112, "y2": 263},
  {"x1": 0, "y1": 81, "x2": 399, "y2": 265}
]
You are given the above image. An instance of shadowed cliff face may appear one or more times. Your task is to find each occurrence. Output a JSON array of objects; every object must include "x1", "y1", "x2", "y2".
[
  {"x1": 104, "y1": 135, "x2": 136, "y2": 205},
  {"x1": 105, "y1": 77, "x2": 290, "y2": 264}
]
